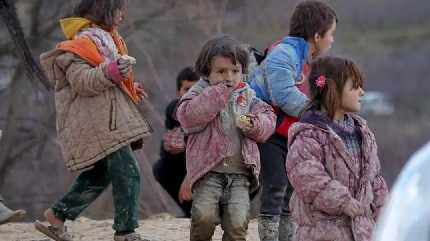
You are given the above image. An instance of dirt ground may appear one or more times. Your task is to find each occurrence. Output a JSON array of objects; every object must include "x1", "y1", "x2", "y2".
[{"x1": 0, "y1": 215, "x2": 259, "y2": 241}]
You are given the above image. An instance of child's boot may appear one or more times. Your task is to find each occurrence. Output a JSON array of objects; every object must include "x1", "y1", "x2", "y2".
[
  {"x1": 279, "y1": 214, "x2": 294, "y2": 241},
  {"x1": 258, "y1": 215, "x2": 280, "y2": 241}
]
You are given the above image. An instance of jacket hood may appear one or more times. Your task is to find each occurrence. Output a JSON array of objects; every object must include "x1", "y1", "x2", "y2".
[
  {"x1": 280, "y1": 36, "x2": 310, "y2": 65},
  {"x1": 59, "y1": 17, "x2": 93, "y2": 40}
]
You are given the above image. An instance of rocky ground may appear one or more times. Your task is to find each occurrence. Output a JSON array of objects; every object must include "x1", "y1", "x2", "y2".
[{"x1": 0, "y1": 214, "x2": 259, "y2": 241}]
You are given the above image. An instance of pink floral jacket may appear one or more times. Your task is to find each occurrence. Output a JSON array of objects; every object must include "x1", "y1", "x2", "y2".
[
  {"x1": 286, "y1": 111, "x2": 388, "y2": 241},
  {"x1": 177, "y1": 80, "x2": 276, "y2": 193}
]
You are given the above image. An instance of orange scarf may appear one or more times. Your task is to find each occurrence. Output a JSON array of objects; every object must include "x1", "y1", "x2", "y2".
[{"x1": 57, "y1": 31, "x2": 141, "y2": 103}]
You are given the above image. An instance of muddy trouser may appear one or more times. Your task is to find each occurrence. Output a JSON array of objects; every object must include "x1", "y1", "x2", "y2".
[
  {"x1": 190, "y1": 172, "x2": 251, "y2": 241},
  {"x1": 258, "y1": 133, "x2": 293, "y2": 241},
  {"x1": 51, "y1": 145, "x2": 140, "y2": 233}
]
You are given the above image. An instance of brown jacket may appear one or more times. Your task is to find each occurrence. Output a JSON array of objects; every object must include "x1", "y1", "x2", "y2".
[
  {"x1": 40, "y1": 50, "x2": 151, "y2": 171},
  {"x1": 286, "y1": 111, "x2": 388, "y2": 241}
]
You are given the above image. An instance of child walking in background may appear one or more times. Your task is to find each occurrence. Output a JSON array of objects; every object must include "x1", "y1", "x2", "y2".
[
  {"x1": 247, "y1": 1, "x2": 338, "y2": 240},
  {"x1": 286, "y1": 56, "x2": 388, "y2": 241},
  {"x1": 177, "y1": 35, "x2": 276, "y2": 241},
  {"x1": 36, "y1": 0, "x2": 151, "y2": 240},
  {"x1": 153, "y1": 66, "x2": 199, "y2": 217}
]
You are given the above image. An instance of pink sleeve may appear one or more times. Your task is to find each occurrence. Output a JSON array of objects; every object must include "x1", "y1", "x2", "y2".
[
  {"x1": 368, "y1": 132, "x2": 389, "y2": 220},
  {"x1": 163, "y1": 127, "x2": 186, "y2": 154},
  {"x1": 241, "y1": 99, "x2": 276, "y2": 142},
  {"x1": 286, "y1": 134, "x2": 353, "y2": 215},
  {"x1": 372, "y1": 175, "x2": 388, "y2": 220},
  {"x1": 104, "y1": 60, "x2": 125, "y2": 84},
  {"x1": 177, "y1": 84, "x2": 232, "y2": 134}
]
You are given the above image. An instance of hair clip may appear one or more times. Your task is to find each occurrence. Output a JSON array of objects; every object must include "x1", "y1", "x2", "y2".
[{"x1": 315, "y1": 75, "x2": 326, "y2": 89}]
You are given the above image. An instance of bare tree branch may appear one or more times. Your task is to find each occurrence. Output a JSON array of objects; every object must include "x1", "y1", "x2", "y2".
[
  {"x1": 38, "y1": 2, "x2": 68, "y2": 38},
  {"x1": 0, "y1": 64, "x2": 24, "y2": 186},
  {"x1": 0, "y1": 41, "x2": 14, "y2": 54},
  {"x1": 0, "y1": 0, "x2": 55, "y2": 187},
  {"x1": 122, "y1": 1, "x2": 176, "y2": 36},
  {"x1": 29, "y1": 0, "x2": 43, "y2": 36},
  {"x1": 0, "y1": 137, "x2": 39, "y2": 187},
  {"x1": 0, "y1": 0, "x2": 51, "y2": 90}
]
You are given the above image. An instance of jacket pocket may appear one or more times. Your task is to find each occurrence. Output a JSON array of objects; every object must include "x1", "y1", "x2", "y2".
[{"x1": 109, "y1": 98, "x2": 117, "y2": 131}]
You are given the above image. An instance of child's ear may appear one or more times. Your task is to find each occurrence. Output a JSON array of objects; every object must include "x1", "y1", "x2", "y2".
[{"x1": 313, "y1": 33, "x2": 322, "y2": 44}]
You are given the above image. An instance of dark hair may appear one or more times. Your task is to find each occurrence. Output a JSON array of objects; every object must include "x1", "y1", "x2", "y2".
[
  {"x1": 307, "y1": 56, "x2": 364, "y2": 119},
  {"x1": 289, "y1": 1, "x2": 337, "y2": 41},
  {"x1": 195, "y1": 35, "x2": 249, "y2": 77},
  {"x1": 73, "y1": 0, "x2": 127, "y2": 30},
  {"x1": 176, "y1": 67, "x2": 199, "y2": 91}
]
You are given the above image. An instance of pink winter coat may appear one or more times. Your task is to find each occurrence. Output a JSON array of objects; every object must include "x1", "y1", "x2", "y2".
[
  {"x1": 177, "y1": 80, "x2": 276, "y2": 193},
  {"x1": 286, "y1": 111, "x2": 388, "y2": 241}
]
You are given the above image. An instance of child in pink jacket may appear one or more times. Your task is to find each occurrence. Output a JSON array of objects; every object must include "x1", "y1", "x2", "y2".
[
  {"x1": 177, "y1": 35, "x2": 276, "y2": 241},
  {"x1": 286, "y1": 56, "x2": 388, "y2": 241}
]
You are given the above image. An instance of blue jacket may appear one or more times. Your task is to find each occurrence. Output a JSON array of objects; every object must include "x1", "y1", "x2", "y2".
[{"x1": 249, "y1": 36, "x2": 310, "y2": 117}]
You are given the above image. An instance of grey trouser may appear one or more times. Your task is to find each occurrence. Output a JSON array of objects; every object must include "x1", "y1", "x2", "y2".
[{"x1": 190, "y1": 172, "x2": 251, "y2": 241}]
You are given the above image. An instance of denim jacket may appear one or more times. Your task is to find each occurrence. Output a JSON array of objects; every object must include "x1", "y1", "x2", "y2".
[{"x1": 249, "y1": 36, "x2": 310, "y2": 117}]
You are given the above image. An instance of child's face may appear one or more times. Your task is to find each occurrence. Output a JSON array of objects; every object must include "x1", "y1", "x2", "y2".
[
  {"x1": 313, "y1": 20, "x2": 336, "y2": 57},
  {"x1": 207, "y1": 56, "x2": 243, "y2": 88},
  {"x1": 112, "y1": 9, "x2": 125, "y2": 28},
  {"x1": 178, "y1": 80, "x2": 197, "y2": 97},
  {"x1": 340, "y1": 78, "x2": 364, "y2": 114}
]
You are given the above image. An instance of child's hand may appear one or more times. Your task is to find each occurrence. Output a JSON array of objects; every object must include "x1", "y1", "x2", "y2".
[
  {"x1": 134, "y1": 82, "x2": 148, "y2": 99},
  {"x1": 179, "y1": 178, "x2": 192, "y2": 203},
  {"x1": 118, "y1": 55, "x2": 136, "y2": 76},
  {"x1": 120, "y1": 55, "x2": 137, "y2": 65},
  {"x1": 236, "y1": 114, "x2": 254, "y2": 132}
]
